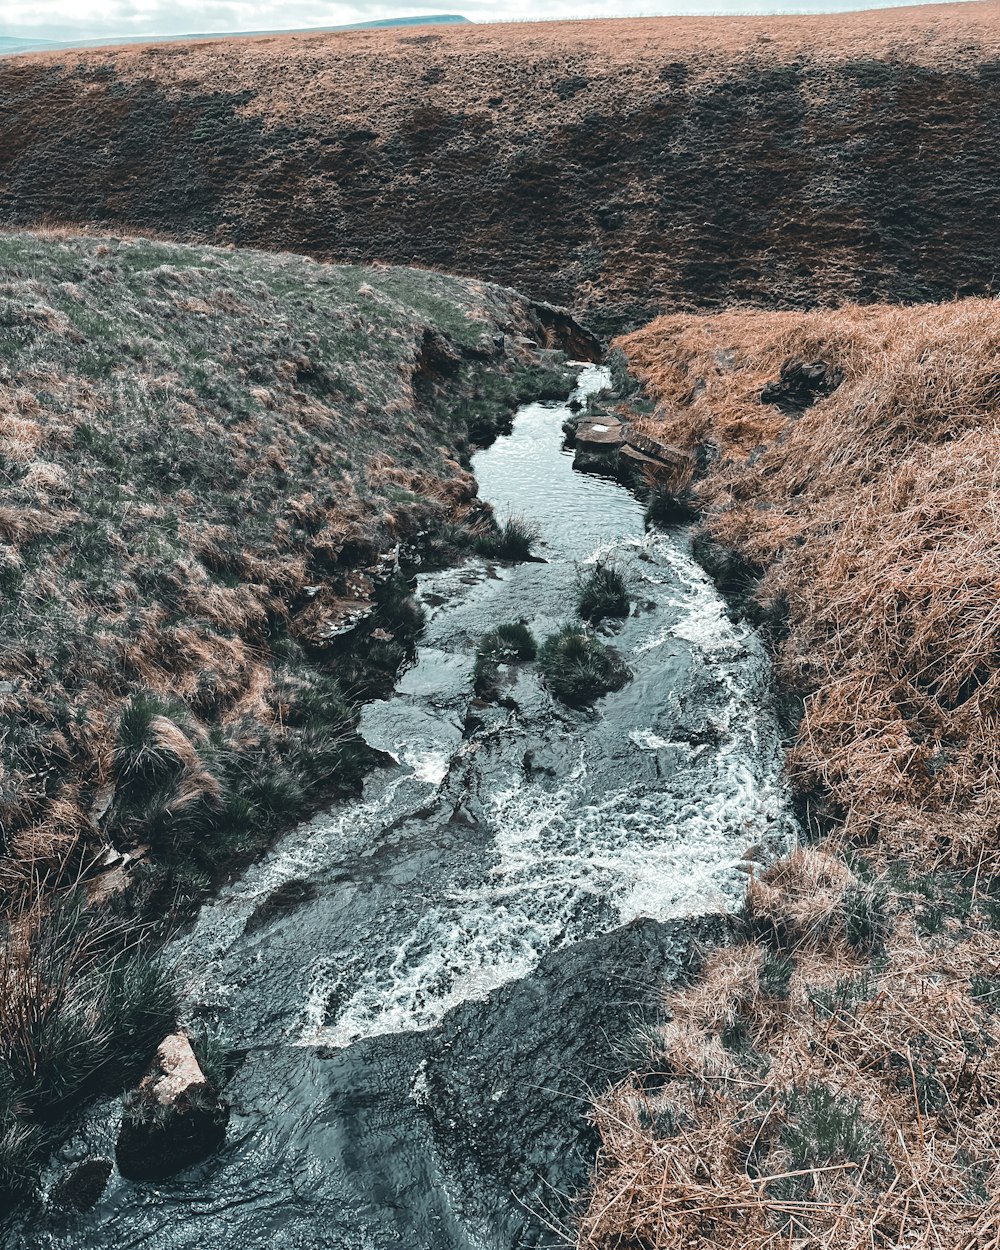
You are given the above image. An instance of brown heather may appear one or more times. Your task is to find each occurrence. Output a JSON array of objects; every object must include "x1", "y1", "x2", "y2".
[
  {"x1": 2, "y1": 4, "x2": 999, "y2": 330},
  {"x1": 578, "y1": 299, "x2": 1000, "y2": 1248}
]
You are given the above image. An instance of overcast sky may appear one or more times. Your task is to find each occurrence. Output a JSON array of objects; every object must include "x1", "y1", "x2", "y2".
[{"x1": 1, "y1": 0, "x2": 952, "y2": 43}]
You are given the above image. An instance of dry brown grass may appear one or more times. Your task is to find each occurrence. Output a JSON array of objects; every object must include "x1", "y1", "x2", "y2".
[
  {"x1": 21, "y1": 4, "x2": 998, "y2": 94},
  {"x1": 618, "y1": 298, "x2": 1000, "y2": 871},
  {"x1": 579, "y1": 298, "x2": 1000, "y2": 1250},
  {"x1": 581, "y1": 851, "x2": 1000, "y2": 1250}
]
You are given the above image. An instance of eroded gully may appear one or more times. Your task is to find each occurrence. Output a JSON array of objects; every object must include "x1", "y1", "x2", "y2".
[{"x1": 21, "y1": 364, "x2": 795, "y2": 1250}]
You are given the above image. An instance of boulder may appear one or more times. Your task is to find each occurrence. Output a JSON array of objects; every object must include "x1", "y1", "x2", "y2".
[
  {"x1": 567, "y1": 411, "x2": 694, "y2": 485},
  {"x1": 572, "y1": 417, "x2": 625, "y2": 473},
  {"x1": 116, "y1": 1032, "x2": 228, "y2": 1181}
]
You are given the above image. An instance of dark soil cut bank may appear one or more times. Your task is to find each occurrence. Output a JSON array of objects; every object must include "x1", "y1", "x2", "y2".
[{"x1": 0, "y1": 4, "x2": 998, "y2": 331}]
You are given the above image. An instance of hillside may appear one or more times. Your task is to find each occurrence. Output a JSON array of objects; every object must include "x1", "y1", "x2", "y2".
[
  {"x1": 0, "y1": 4, "x2": 998, "y2": 331},
  {"x1": 0, "y1": 16, "x2": 471, "y2": 57},
  {"x1": 0, "y1": 227, "x2": 581, "y2": 1192},
  {"x1": 580, "y1": 298, "x2": 1000, "y2": 1248}
]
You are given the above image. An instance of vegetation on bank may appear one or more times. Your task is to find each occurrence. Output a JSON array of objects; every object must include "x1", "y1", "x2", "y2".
[
  {"x1": 581, "y1": 299, "x2": 1000, "y2": 1247},
  {"x1": 0, "y1": 899, "x2": 176, "y2": 1191},
  {"x1": 0, "y1": 227, "x2": 574, "y2": 1198},
  {"x1": 583, "y1": 848, "x2": 1000, "y2": 1248}
]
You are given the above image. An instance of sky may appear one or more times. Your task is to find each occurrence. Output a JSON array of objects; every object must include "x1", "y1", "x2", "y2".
[{"x1": 0, "y1": 0, "x2": 956, "y2": 43}]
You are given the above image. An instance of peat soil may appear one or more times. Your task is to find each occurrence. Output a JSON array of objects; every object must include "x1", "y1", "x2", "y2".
[{"x1": 0, "y1": 5, "x2": 998, "y2": 331}]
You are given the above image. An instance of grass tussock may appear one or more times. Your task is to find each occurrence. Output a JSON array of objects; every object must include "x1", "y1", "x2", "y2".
[
  {"x1": 581, "y1": 847, "x2": 1000, "y2": 1250},
  {"x1": 577, "y1": 560, "x2": 630, "y2": 624},
  {"x1": 472, "y1": 621, "x2": 538, "y2": 698},
  {"x1": 475, "y1": 513, "x2": 542, "y2": 562},
  {"x1": 0, "y1": 893, "x2": 175, "y2": 1193},
  {"x1": 538, "y1": 623, "x2": 631, "y2": 707}
]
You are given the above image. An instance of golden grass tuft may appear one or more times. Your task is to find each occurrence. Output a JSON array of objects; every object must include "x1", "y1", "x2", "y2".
[
  {"x1": 618, "y1": 298, "x2": 1000, "y2": 870},
  {"x1": 580, "y1": 298, "x2": 1000, "y2": 1250}
]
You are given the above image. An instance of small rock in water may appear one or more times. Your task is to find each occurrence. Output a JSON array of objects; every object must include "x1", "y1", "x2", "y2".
[
  {"x1": 116, "y1": 1032, "x2": 229, "y2": 1181},
  {"x1": 244, "y1": 878, "x2": 319, "y2": 934},
  {"x1": 50, "y1": 1157, "x2": 113, "y2": 1211}
]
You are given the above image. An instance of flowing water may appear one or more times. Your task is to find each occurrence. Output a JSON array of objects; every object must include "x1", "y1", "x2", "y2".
[{"x1": 16, "y1": 365, "x2": 794, "y2": 1249}]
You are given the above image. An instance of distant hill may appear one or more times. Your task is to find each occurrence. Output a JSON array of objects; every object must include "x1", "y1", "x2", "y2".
[
  {"x1": 0, "y1": 36, "x2": 62, "y2": 53},
  {"x1": 0, "y1": 4, "x2": 998, "y2": 331},
  {"x1": 0, "y1": 15, "x2": 469, "y2": 56}
]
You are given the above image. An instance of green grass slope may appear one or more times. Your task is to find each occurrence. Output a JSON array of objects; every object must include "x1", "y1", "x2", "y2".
[
  {"x1": 0, "y1": 227, "x2": 581, "y2": 1194},
  {"x1": 0, "y1": 228, "x2": 580, "y2": 900}
]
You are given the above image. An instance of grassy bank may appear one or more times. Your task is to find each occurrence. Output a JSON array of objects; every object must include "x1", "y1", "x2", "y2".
[
  {"x1": 0, "y1": 227, "x2": 577, "y2": 1196},
  {"x1": 580, "y1": 300, "x2": 1000, "y2": 1246},
  {"x1": 2, "y1": 5, "x2": 999, "y2": 331}
]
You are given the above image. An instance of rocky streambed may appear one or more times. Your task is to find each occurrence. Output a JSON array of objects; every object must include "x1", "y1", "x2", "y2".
[{"x1": 11, "y1": 365, "x2": 795, "y2": 1249}]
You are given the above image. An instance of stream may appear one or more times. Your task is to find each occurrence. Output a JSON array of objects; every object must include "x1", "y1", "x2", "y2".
[{"x1": 17, "y1": 364, "x2": 794, "y2": 1249}]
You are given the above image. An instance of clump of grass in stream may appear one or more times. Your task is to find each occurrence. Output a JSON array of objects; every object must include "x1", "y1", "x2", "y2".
[
  {"x1": 473, "y1": 621, "x2": 537, "y2": 698},
  {"x1": 188, "y1": 1023, "x2": 236, "y2": 1091},
  {"x1": 475, "y1": 513, "x2": 542, "y2": 561},
  {"x1": 577, "y1": 560, "x2": 630, "y2": 623},
  {"x1": 538, "y1": 624, "x2": 631, "y2": 707},
  {"x1": 644, "y1": 482, "x2": 698, "y2": 527}
]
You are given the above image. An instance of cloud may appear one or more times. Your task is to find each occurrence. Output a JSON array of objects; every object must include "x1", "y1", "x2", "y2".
[{"x1": 4, "y1": 1, "x2": 428, "y2": 40}]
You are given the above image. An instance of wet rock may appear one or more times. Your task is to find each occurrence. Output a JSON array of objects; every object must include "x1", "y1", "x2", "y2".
[
  {"x1": 521, "y1": 740, "x2": 582, "y2": 777},
  {"x1": 568, "y1": 413, "x2": 696, "y2": 489},
  {"x1": 617, "y1": 442, "x2": 660, "y2": 476},
  {"x1": 761, "y1": 357, "x2": 844, "y2": 414},
  {"x1": 244, "y1": 878, "x2": 319, "y2": 934},
  {"x1": 50, "y1": 1158, "x2": 113, "y2": 1211},
  {"x1": 116, "y1": 1033, "x2": 229, "y2": 1181},
  {"x1": 571, "y1": 416, "x2": 625, "y2": 473},
  {"x1": 463, "y1": 698, "x2": 490, "y2": 735}
]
